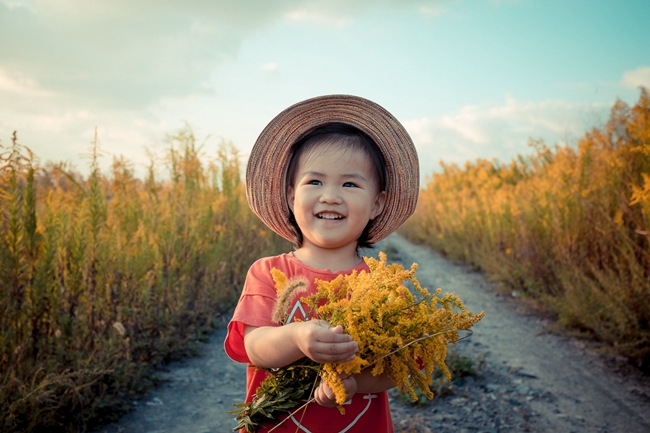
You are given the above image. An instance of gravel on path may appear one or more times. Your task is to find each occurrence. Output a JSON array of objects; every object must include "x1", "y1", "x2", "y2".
[{"x1": 95, "y1": 234, "x2": 650, "y2": 433}]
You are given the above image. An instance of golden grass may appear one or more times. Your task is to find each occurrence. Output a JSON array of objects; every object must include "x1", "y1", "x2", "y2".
[
  {"x1": 0, "y1": 127, "x2": 288, "y2": 432},
  {"x1": 400, "y1": 88, "x2": 650, "y2": 370}
]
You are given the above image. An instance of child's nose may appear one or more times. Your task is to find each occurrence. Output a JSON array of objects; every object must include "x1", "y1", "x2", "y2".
[{"x1": 319, "y1": 186, "x2": 342, "y2": 204}]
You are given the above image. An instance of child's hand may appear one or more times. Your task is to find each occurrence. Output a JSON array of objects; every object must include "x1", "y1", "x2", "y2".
[
  {"x1": 314, "y1": 375, "x2": 357, "y2": 407},
  {"x1": 294, "y1": 320, "x2": 358, "y2": 364}
]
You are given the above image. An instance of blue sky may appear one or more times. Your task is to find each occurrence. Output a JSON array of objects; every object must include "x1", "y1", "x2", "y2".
[{"x1": 1, "y1": 0, "x2": 648, "y2": 182}]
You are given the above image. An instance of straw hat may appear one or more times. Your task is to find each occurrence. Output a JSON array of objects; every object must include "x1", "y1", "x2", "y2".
[{"x1": 246, "y1": 94, "x2": 419, "y2": 244}]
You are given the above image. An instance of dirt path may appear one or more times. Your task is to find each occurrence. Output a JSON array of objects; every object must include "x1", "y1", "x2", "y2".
[{"x1": 95, "y1": 234, "x2": 650, "y2": 433}]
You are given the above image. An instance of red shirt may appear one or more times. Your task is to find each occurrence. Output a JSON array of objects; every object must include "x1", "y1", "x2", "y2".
[{"x1": 225, "y1": 253, "x2": 394, "y2": 433}]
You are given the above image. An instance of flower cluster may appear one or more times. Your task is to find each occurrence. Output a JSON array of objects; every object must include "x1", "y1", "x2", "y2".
[
  {"x1": 301, "y1": 252, "x2": 484, "y2": 404},
  {"x1": 231, "y1": 252, "x2": 484, "y2": 432}
]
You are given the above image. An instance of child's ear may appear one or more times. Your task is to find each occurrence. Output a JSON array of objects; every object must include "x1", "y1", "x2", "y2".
[
  {"x1": 287, "y1": 187, "x2": 295, "y2": 212},
  {"x1": 370, "y1": 191, "x2": 387, "y2": 220}
]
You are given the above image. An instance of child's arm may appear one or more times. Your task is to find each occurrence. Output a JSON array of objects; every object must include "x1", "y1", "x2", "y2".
[{"x1": 244, "y1": 320, "x2": 359, "y2": 368}]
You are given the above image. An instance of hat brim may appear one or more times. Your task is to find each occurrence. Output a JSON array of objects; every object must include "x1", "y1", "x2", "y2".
[{"x1": 246, "y1": 94, "x2": 419, "y2": 244}]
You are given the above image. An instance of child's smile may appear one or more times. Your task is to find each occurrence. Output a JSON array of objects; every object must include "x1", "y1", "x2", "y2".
[
  {"x1": 287, "y1": 143, "x2": 386, "y2": 256},
  {"x1": 317, "y1": 213, "x2": 343, "y2": 220}
]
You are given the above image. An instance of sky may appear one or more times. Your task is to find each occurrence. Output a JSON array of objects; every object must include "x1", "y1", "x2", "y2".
[{"x1": 1, "y1": 0, "x2": 649, "y2": 184}]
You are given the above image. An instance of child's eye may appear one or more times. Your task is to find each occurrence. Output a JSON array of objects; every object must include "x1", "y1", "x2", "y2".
[
  {"x1": 307, "y1": 180, "x2": 322, "y2": 186},
  {"x1": 343, "y1": 182, "x2": 357, "y2": 188}
]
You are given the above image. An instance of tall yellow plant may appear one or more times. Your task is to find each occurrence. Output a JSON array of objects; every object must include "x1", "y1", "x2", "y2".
[
  {"x1": 0, "y1": 127, "x2": 289, "y2": 432},
  {"x1": 402, "y1": 88, "x2": 650, "y2": 369}
]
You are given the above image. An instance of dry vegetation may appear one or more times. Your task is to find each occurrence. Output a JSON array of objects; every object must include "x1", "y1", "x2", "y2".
[
  {"x1": 0, "y1": 127, "x2": 288, "y2": 432},
  {"x1": 2, "y1": 89, "x2": 648, "y2": 432},
  {"x1": 401, "y1": 89, "x2": 650, "y2": 371}
]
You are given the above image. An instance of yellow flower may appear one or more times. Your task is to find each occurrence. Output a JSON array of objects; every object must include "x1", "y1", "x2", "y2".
[{"x1": 272, "y1": 252, "x2": 484, "y2": 406}]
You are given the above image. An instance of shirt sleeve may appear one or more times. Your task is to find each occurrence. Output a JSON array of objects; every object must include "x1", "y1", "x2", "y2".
[{"x1": 224, "y1": 258, "x2": 278, "y2": 363}]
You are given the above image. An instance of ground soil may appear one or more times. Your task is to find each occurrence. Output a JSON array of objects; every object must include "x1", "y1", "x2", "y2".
[{"x1": 94, "y1": 234, "x2": 650, "y2": 433}]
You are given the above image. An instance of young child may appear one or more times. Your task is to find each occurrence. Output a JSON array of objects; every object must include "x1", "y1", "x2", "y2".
[{"x1": 225, "y1": 95, "x2": 420, "y2": 432}]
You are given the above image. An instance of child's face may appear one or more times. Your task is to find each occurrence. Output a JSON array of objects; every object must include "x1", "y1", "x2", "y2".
[{"x1": 287, "y1": 142, "x2": 386, "y2": 252}]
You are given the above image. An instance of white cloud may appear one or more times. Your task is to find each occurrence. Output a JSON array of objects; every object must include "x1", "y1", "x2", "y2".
[
  {"x1": 622, "y1": 66, "x2": 650, "y2": 89},
  {"x1": 0, "y1": 0, "x2": 450, "y2": 108},
  {"x1": 0, "y1": 0, "x2": 530, "y2": 182},
  {"x1": 403, "y1": 98, "x2": 609, "y2": 178},
  {"x1": 418, "y1": 6, "x2": 441, "y2": 16},
  {"x1": 4, "y1": 2, "x2": 25, "y2": 11},
  {"x1": 0, "y1": 68, "x2": 52, "y2": 96},
  {"x1": 285, "y1": 9, "x2": 353, "y2": 27},
  {"x1": 285, "y1": 0, "x2": 452, "y2": 25},
  {"x1": 0, "y1": 1, "x2": 292, "y2": 108},
  {"x1": 262, "y1": 62, "x2": 279, "y2": 72},
  {"x1": 0, "y1": 0, "x2": 451, "y2": 163}
]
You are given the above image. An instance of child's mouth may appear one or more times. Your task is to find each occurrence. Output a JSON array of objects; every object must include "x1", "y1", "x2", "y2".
[{"x1": 317, "y1": 213, "x2": 344, "y2": 220}]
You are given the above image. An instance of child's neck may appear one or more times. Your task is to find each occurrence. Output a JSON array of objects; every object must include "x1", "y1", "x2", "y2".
[{"x1": 292, "y1": 244, "x2": 362, "y2": 272}]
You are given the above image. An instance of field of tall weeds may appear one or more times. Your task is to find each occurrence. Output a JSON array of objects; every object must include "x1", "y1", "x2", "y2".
[
  {"x1": 0, "y1": 127, "x2": 288, "y2": 432},
  {"x1": 401, "y1": 89, "x2": 650, "y2": 371}
]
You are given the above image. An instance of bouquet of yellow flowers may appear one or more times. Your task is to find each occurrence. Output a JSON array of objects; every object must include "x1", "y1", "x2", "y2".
[{"x1": 231, "y1": 252, "x2": 484, "y2": 432}]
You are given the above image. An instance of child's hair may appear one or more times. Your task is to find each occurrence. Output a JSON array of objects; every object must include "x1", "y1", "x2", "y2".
[{"x1": 285, "y1": 123, "x2": 387, "y2": 249}]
